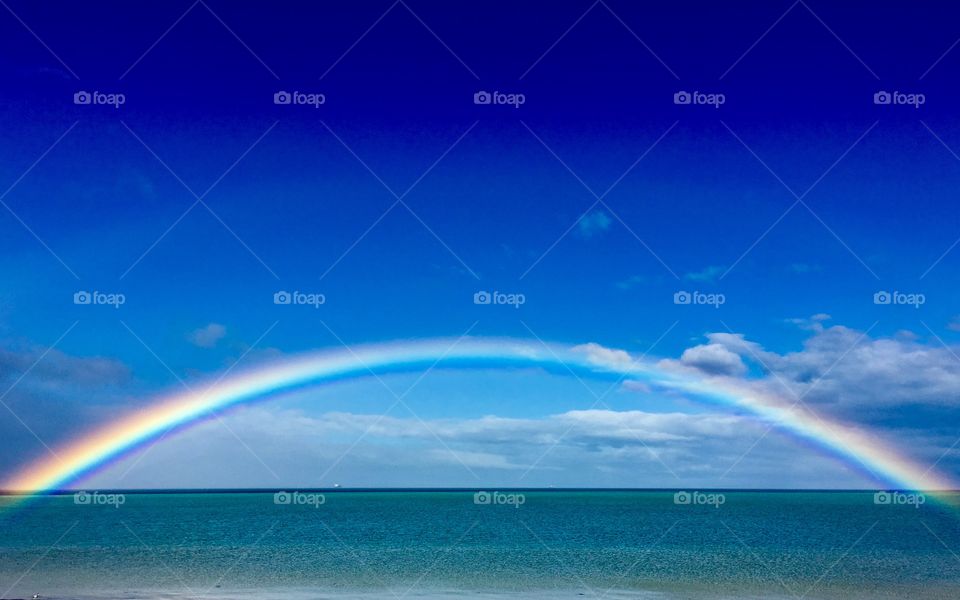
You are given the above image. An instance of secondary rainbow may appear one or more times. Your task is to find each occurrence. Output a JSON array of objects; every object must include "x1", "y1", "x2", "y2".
[{"x1": 5, "y1": 338, "x2": 954, "y2": 493}]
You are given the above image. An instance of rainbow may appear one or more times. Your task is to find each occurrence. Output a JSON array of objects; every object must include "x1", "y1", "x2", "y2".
[{"x1": 4, "y1": 338, "x2": 954, "y2": 493}]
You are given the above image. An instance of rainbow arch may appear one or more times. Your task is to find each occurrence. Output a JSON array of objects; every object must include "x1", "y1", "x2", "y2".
[{"x1": 4, "y1": 337, "x2": 954, "y2": 493}]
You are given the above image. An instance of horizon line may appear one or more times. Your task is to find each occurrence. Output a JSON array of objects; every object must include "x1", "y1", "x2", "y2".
[{"x1": 3, "y1": 486, "x2": 956, "y2": 496}]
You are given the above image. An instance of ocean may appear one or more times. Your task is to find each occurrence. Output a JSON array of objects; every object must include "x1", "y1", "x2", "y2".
[{"x1": 1, "y1": 490, "x2": 959, "y2": 599}]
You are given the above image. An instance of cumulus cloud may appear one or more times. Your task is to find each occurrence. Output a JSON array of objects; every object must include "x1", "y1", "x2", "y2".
[
  {"x1": 666, "y1": 323, "x2": 960, "y2": 417},
  {"x1": 189, "y1": 323, "x2": 226, "y2": 348},
  {"x1": 678, "y1": 343, "x2": 747, "y2": 376},
  {"x1": 573, "y1": 342, "x2": 635, "y2": 372},
  {"x1": 570, "y1": 327, "x2": 960, "y2": 485},
  {"x1": 562, "y1": 326, "x2": 960, "y2": 419},
  {"x1": 656, "y1": 333, "x2": 759, "y2": 377}
]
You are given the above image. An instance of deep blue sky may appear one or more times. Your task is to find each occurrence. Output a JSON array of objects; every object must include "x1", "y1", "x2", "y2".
[{"x1": 2, "y1": 0, "x2": 960, "y2": 488}]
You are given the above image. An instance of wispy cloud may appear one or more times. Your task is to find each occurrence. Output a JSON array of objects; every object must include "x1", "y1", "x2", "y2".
[
  {"x1": 790, "y1": 263, "x2": 822, "y2": 274},
  {"x1": 95, "y1": 404, "x2": 851, "y2": 489},
  {"x1": 615, "y1": 275, "x2": 646, "y2": 289},
  {"x1": 574, "y1": 210, "x2": 611, "y2": 239},
  {"x1": 189, "y1": 323, "x2": 227, "y2": 348},
  {"x1": 785, "y1": 313, "x2": 831, "y2": 332},
  {"x1": 683, "y1": 265, "x2": 724, "y2": 282}
]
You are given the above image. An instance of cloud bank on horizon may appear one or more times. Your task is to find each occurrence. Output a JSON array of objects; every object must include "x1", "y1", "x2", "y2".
[{"x1": 2, "y1": 316, "x2": 959, "y2": 491}]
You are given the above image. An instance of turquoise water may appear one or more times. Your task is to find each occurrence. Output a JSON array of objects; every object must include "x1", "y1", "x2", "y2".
[{"x1": 1, "y1": 491, "x2": 959, "y2": 599}]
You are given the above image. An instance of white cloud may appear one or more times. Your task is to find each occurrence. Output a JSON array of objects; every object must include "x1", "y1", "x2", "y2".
[
  {"x1": 574, "y1": 210, "x2": 611, "y2": 239},
  {"x1": 93, "y1": 404, "x2": 861, "y2": 490},
  {"x1": 189, "y1": 323, "x2": 226, "y2": 348},
  {"x1": 615, "y1": 274, "x2": 646, "y2": 290},
  {"x1": 241, "y1": 408, "x2": 740, "y2": 446},
  {"x1": 572, "y1": 342, "x2": 635, "y2": 372},
  {"x1": 0, "y1": 345, "x2": 128, "y2": 387},
  {"x1": 18, "y1": 320, "x2": 960, "y2": 491},
  {"x1": 566, "y1": 329, "x2": 960, "y2": 488},
  {"x1": 678, "y1": 343, "x2": 747, "y2": 376},
  {"x1": 790, "y1": 263, "x2": 822, "y2": 274},
  {"x1": 785, "y1": 313, "x2": 831, "y2": 332},
  {"x1": 683, "y1": 265, "x2": 724, "y2": 282},
  {"x1": 568, "y1": 326, "x2": 960, "y2": 416},
  {"x1": 681, "y1": 323, "x2": 960, "y2": 414},
  {"x1": 424, "y1": 449, "x2": 524, "y2": 469}
]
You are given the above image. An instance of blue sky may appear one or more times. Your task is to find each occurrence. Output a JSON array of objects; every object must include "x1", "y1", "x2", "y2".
[{"x1": 2, "y1": 0, "x2": 960, "y2": 489}]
